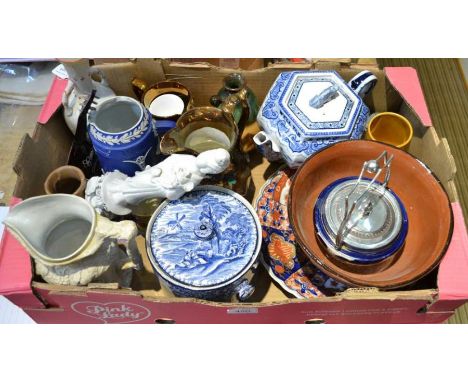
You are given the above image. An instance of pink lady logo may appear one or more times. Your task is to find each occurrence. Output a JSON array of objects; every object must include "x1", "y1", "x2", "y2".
[{"x1": 71, "y1": 301, "x2": 151, "y2": 323}]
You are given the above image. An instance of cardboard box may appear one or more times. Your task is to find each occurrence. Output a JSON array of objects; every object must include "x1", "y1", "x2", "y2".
[
  {"x1": 92, "y1": 58, "x2": 266, "y2": 70},
  {"x1": 167, "y1": 58, "x2": 265, "y2": 70},
  {"x1": 1, "y1": 59, "x2": 467, "y2": 323}
]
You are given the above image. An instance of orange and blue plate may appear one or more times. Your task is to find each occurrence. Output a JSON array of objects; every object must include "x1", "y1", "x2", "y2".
[{"x1": 254, "y1": 168, "x2": 347, "y2": 298}]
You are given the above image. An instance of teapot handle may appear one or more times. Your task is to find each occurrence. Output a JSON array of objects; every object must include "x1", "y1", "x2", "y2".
[{"x1": 348, "y1": 70, "x2": 378, "y2": 99}]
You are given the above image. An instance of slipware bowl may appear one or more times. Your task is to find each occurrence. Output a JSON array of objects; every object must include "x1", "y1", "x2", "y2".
[{"x1": 288, "y1": 140, "x2": 453, "y2": 289}]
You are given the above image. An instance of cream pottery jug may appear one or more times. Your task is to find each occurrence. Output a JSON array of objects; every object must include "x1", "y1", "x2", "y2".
[
  {"x1": 61, "y1": 59, "x2": 115, "y2": 135},
  {"x1": 3, "y1": 194, "x2": 141, "y2": 286}
]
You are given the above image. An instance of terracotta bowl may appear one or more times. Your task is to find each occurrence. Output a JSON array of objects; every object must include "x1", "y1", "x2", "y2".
[{"x1": 288, "y1": 140, "x2": 453, "y2": 289}]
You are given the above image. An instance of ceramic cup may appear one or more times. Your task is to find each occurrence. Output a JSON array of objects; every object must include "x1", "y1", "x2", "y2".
[
  {"x1": 132, "y1": 79, "x2": 193, "y2": 136},
  {"x1": 44, "y1": 165, "x2": 87, "y2": 197},
  {"x1": 365, "y1": 112, "x2": 413, "y2": 151}
]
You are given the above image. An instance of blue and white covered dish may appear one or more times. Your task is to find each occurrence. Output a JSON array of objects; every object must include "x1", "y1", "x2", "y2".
[
  {"x1": 146, "y1": 185, "x2": 262, "y2": 301},
  {"x1": 255, "y1": 70, "x2": 377, "y2": 168}
]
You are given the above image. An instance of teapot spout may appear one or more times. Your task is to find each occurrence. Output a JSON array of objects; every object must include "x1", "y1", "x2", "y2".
[{"x1": 253, "y1": 131, "x2": 283, "y2": 162}]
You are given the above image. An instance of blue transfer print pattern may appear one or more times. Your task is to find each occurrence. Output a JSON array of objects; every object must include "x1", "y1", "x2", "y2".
[
  {"x1": 149, "y1": 189, "x2": 259, "y2": 289},
  {"x1": 286, "y1": 76, "x2": 357, "y2": 138},
  {"x1": 161, "y1": 276, "x2": 254, "y2": 302},
  {"x1": 261, "y1": 72, "x2": 293, "y2": 120},
  {"x1": 258, "y1": 71, "x2": 370, "y2": 167},
  {"x1": 268, "y1": 103, "x2": 368, "y2": 166}
]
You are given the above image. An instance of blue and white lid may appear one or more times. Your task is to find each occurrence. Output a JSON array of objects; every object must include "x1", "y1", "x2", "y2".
[
  {"x1": 257, "y1": 70, "x2": 373, "y2": 168},
  {"x1": 146, "y1": 186, "x2": 262, "y2": 289},
  {"x1": 279, "y1": 71, "x2": 363, "y2": 139},
  {"x1": 264, "y1": 71, "x2": 364, "y2": 140}
]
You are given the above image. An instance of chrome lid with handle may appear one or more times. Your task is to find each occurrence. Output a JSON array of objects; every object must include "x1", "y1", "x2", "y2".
[{"x1": 314, "y1": 151, "x2": 408, "y2": 263}]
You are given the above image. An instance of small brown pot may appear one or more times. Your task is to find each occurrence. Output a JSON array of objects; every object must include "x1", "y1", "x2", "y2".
[{"x1": 44, "y1": 165, "x2": 87, "y2": 197}]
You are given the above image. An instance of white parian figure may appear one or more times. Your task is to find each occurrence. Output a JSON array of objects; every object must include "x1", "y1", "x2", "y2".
[{"x1": 85, "y1": 148, "x2": 231, "y2": 215}]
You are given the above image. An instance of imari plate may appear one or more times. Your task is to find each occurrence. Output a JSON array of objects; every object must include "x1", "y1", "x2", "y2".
[{"x1": 254, "y1": 168, "x2": 347, "y2": 298}]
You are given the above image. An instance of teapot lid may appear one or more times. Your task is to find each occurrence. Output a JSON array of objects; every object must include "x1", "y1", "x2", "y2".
[
  {"x1": 146, "y1": 186, "x2": 261, "y2": 289},
  {"x1": 279, "y1": 71, "x2": 363, "y2": 140}
]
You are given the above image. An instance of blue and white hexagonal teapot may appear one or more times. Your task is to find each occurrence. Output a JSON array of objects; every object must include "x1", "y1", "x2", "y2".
[{"x1": 254, "y1": 70, "x2": 377, "y2": 168}]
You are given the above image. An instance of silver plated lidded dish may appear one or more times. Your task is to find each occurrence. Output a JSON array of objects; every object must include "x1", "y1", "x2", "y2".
[{"x1": 314, "y1": 151, "x2": 408, "y2": 263}]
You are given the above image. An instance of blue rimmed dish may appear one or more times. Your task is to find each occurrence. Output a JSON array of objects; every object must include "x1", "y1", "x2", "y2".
[{"x1": 314, "y1": 176, "x2": 408, "y2": 264}]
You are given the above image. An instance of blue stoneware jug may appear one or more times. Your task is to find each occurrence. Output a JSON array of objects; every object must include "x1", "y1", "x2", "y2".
[{"x1": 88, "y1": 96, "x2": 161, "y2": 176}]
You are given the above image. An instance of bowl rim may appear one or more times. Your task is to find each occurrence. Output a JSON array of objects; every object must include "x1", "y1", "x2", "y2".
[{"x1": 287, "y1": 139, "x2": 454, "y2": 289}]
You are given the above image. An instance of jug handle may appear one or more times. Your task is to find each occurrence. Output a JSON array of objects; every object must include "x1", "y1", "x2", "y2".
[
  {"x1": 220, "y1": 88, "x2": 250, "y2": 133},
  {"x1": 132, "y1": 78, "x2": 148, "y2": 101},
  {"x1": 95, "y1": 216, "x2": 142, "y2": 271},
  {"x1": 62, "y1": 80, "x2": 75, "y2": 116}
]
